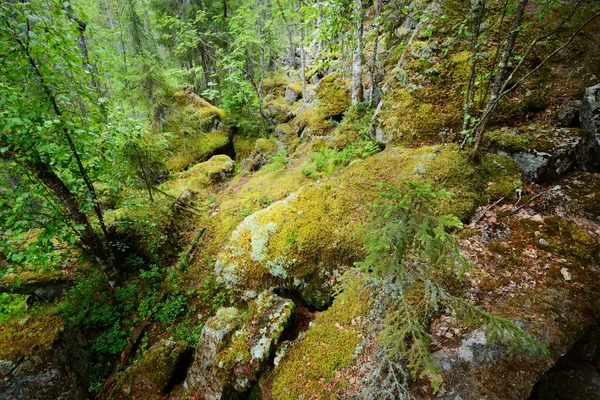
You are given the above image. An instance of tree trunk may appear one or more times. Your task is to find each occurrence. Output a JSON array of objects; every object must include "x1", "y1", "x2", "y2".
[
  {"x1": 472, "y1": 0, "x2": 528, "y2": 155},
  {"x1": 29, "y1": 159, "x2": 117, "y2": 284},
  {"x1": 462, "y1": 0, "x2": 486, "y2": 136},
  {"x1": 368, "y1": 0, "x2": 381, "y2": 107},
  {"x1": 298, "y1": 0, "x2": 306, "y2": 99},
  {"x1": 351, "y1": 0, "x2": 364, "y2": 105}
]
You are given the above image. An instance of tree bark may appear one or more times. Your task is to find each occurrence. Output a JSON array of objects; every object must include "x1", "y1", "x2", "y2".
[
  {"x1": 351, "y1": 0, "x2": 364, "y2": 105},
  {"x1": 368, "y1": 0, "x2": 381, "y2": 107},
  {"x1": 471, "y1": 0, "x2": 528, "y2": 155},
  {"x1": 462, "y1": 0, "x2": 486, "y2": 136},
  {"x1": 298, "y1": 0, "x2": 306, "y2": 99},
  {"x1": 276, "y1": 0, "x2": 296, "y2": 68}
]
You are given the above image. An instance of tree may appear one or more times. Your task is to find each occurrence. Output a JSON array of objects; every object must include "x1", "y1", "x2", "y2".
[
  {"x1": 470, "y1": 0, "x2": 600, "y2": 155},
  {"x1": 351, "y1": 0, "x2": 364, "y2": 104},
  {"x1": 0, "y1": 0, "x2": 119, "y2": 283}
]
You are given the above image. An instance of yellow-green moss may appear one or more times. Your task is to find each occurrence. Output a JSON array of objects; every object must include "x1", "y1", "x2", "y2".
[
  {"x1": 166, "y1": 130, "x2": 230, "y2": 172},
  {"x1": 255, "y1": 138, "x2": 279, "y2": 157},
  {"x1": 316, "y1": 74, "x2": 350, "y2": 117},
  {"x1": 297, "y1": 106, "x2": 333, "y2": 136},
  {"x1": 215, "y1": 144, "x2": 519, "y2": 308},
  {"x1": 480, "y1": 154, "x2": 523, "y2": 200},
  {"x1": 270, "y1": 277, "x2": 371, "y2": 399},
  {"x1": 0, "y1": 310, "x2": 64, "y2": 361},
  {"x1": 234, "y1": 136, "x2": 258, "y2": 161},
  {"x1": 275, "y1": 124, "x2": 294, "y2": 137},
  {"x1": 162, "y1": 154, "x2": 236, "y2": 195},
  {"x1": 287, "y1": 81, "x2": 303, "y2": 95}
]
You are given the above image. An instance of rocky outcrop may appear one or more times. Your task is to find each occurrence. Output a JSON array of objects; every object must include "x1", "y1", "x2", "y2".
[
  {"x1": 0, "y1": 316, "x2": 89, "y2": 400},
  {"x1": 485, "y1": 125, "x2": 591, "y2": 182},
  {"x1": 120, "y1": 339, "x2": 188, "y2": 396},
  {"x1": 581, "y1": 83, "x2": 600, "y2": 168},
  {"x1": 557, "y1": 100, "x2": 582, "y2": 128},
  {"x1": 215, "y1": 145, "x2": 521, "y2": 308},
  {"x1": 186, "y1": 292, "x2": 294, "y2": 399}
]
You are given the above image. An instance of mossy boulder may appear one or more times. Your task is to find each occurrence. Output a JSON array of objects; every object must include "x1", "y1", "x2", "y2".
[
  {"x1": 268, "y1": 276, "x2": 371, "y2": 399},
  {"x1": 163, "y1": 155, "x2": 236, "y2": 195},
  {"x1": 254, "y1": 138, "x2": 279, "y2": 157},
  {"x1": 166, "y1": 130, "x2": 231, "y2": 172},
  {"x1": 215, "y1": 145, "x2": 521, "y2": 308},
  {"x1": 484, "y1": 125, "x2": 591, "y2": 182},
  {"x1": 315, "y1": 73, "x2": 350, "y2": 118},
  {"x1": 186, "y1": 293, "x2": 294, "y2": 398},
  {"x1": 263, "y1": 97, "x2": 295, "y2": 124},
  {"x1": 0, "y1": 312, "x2": 89, "y2": 399},
  {"x1": 121, "y1": 340, "x2": 188, "y2": 396}
]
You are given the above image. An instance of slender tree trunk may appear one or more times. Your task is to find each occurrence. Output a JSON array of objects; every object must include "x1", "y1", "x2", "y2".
[
  {"x1": 368, "y1": 0, "x2": 381, "y2": 107},
  {"x1": 276, "y1": 0, "x2": 296, "y2": 68},
  {"x1": 472, "y1": 0, "x2": 528, "y2": 155},
  {"x1": 461, "y1": 0, "x2": 486, "y2": 137},
  {"x1": 222, "y1": 0, "x2": 228, "y2": 18},
  {"x1": 298, "y1": 0, "x2": 306, "y2": 99},
  {"x1": 29, "y1": 158, "x2": 118, "y2": 284},
  {"x1": 351, "y1": 0, "x2": 364, "y2": 105}
]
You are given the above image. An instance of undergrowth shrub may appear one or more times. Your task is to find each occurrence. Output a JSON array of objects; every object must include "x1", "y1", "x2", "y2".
[{"x1": 356, "y1": 181, "x2": 548, "y2": 393}]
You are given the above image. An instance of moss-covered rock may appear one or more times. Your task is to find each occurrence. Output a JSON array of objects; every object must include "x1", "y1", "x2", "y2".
[
  {"x1": 484, "y1": 125, "x2": 591, "y2": 182},
  {"x1": 254, "y1": 138, "x2": 279, "y2": 157},
  {"x1": 121, "y1": 340, "x2": 188, "y2": 396},
  {"x1": 163, "y1": 155, "x2": 236, "y2": 195},
  {"x1": 166, "y1": 130, "x2": 231, "y2": 172},
  {"x1": 269, "y1": 275, "x2": 371, "y2": 399},
  {"x1": 186, "y1": 292, "x2": 294, "y2": 397},
  {"x1": 315, "y1": 73, "x2": 350, "y2": 118},
  {"x1": 0, "y1": 312, "x2": 89, "y2": 399},
  {"x1": 263, "y1": 98, "x2": 295, "y2": 124},
  {"x1": 215, "y1": 145, "x2": 520, "y2": 308}
]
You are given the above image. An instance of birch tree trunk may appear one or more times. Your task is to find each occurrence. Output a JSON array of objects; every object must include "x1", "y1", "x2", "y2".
[
  {"x1": 298, "y1": 0, "x2": 307, "y2": 99},
  {"x1": 351, "y1": 0, "x2": 364, "y2": 105},
  {"x1": 471, "y1": 0, "x2": 528, "y2": 155}
]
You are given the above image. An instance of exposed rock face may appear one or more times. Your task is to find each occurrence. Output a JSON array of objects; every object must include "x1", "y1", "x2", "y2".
[
  {"x1": 186, "y1": 293, "x2": 294, "y2": 398},
  {"x1": 285, "y1": 86, "x2": 299, "y2": 104},
  {"x1": 557, "y1": 100, "x2": 582, "y2": 128},
  {"x1": 485, "y1": 125, "x2": 591, "y2": 182},
  {"x1": 580, "y1": 83, "x2": 600, "y2": 168},
  {"x1": 120, "y1": 339, "x2": 188, "y2": 396},
  {"x1": 429, "y1": 173, "x2": 600, "y2": 400},
  {"x1": 0, "y1": 325, "x2": 89, "y2": 400}
]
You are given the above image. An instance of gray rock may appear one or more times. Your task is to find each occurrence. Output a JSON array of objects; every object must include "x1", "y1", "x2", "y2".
[
  {"x1": 491, "y1": 126, "x2": 590, "y2": 182},
  {"x1": 120, "y1": 339, "x2": 188, "y2": 396},
  {"x1": 285, "y1": 87, "x2": 299, "y2": 104},
  {"x1": 186, "y1": 307, "x2": 240, "y2": 400},
  {"x1": 557, "y1": 100, "x2": 581, "y2": 128},
  {"x1": 580, "y1": 83, "x2": 600, "y2": 167},
  {"x1": 0, "y1": 327, "x2": 89, "y2": 400},
  {"x1": 186, "y1": 293, "x2": 294, "y2": 397}
]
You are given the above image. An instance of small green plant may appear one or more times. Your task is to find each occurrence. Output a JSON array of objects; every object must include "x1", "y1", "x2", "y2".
[
  {"x1": 358, "y1": 181, "x2": 548, "y2": 391},
  {"x1": 265, "y1": 150, "x2": 289, "y2": 172}
]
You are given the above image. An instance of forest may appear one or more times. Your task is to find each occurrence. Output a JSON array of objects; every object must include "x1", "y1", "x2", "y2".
[{"x1": 1, "y1": 0, "x2": 600, "y2": 398}]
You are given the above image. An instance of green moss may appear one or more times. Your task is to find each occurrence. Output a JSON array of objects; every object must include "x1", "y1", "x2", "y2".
[
  {"x1": 270, "y1": 276, "x2": 371, "y2": 399},
  {"x1": 562, "y1": 172, "x2": 600, "y2": 219},
  {"x1": 275, "y1": 124, "x2": 294, "y2": 137},
  {"x1": 481, "y1": 154, "x2": 523, "y2": 199},
  {"x1": 166, "y1": 130, "x2": 230, "y2": 172},
  {"x1": 297, "y1": 106, "x2": 333, "y2": 136},
  {"x1": 234, "y1": 136, "x2": 258, "y2": 161},
  {"x1": 0, "y1": 310, "x2": 64, "y2": 361},
  {"x1": 162, "y1": 154, "x2": 236, "y2": 194},
  {"x1": 215, "y1": 144, "x2": 518, "y2": 308},
  {"x1": 316, "y1": 73, "x2": 350, "y2": 117},
  {"x1": 255, "y1": 138, "x2": 279, "y2": 157},
  {"x1": 287, "y1": 81, "x2": 303, "y2": 95}
]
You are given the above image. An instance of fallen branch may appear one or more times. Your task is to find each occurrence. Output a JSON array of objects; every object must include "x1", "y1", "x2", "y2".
[
  {"x1": 510, "y1": 188, "x2": 552, "y2": 215},
  {"x1": 470, "y1": 197, "x2": 505, "y2": 225}
]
